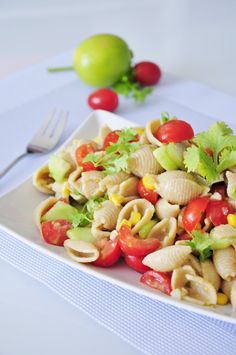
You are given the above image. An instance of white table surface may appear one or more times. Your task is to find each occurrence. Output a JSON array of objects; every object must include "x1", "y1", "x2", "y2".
[{"x1": 1, "y1": 1, "x2": 236, "y2": 354}]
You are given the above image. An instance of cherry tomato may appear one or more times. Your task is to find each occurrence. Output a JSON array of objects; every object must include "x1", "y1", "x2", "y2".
[
  {"x1": 140, "y1": 270, "x2": 172, "y2": 295},
  {"x1": 134, "y1": 61, "x2": 161, "y2": 86},
  {"x1": 118, "y1": 225, "x2": 160, "y2": 256},
  {"x1": 206, "y1": 200, "x2": 234, "y2": 226},
  {"x1": 88, "y1": 88, "x2": 118, "y2": 112},
  {"x1": 75, "y1": 143, "x2": 101, "y2": 171},
  {"x1": 103, "y1": 130, "x2": 121, "y2": 149},
  {"x1": 93, "y1": 238, "x2": 121, "y2": 267},
  {"x1": 182, "y1": 196, "x2": 210, "y2": 232},
  {"x1": 175, "y1": 232, "x2": 192, "y2": 242},
  {"x1": 41, "y1": 219, "x2": 71, "y2": 246},
  {"x1": 137, "y1": 179, "x2": 158, "y2": 205},
  {"x1": 124, "y1": 254, "x2": 151, "y2": 273},
  {"x1": 154, "y1": 119, "x2": 194, "y2": 143},
  {"x1": 210, "y1": 182, "x2": 226, "y2": 199}
]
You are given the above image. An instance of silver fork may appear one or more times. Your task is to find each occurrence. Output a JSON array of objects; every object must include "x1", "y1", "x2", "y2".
[{"x1": 0, "y1": 110, "x2": 69, "y2": 179}]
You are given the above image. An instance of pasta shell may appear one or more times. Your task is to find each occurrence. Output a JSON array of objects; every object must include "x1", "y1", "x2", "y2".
[
  {"x1": 116, "y1": 198, "x2": 155, "y2": 234},
  {"x1": 98, "y1": 124, "x2": 112, "y2": 146},
  {"x1": 128, "y1": 145, "x2": 162, "y2": 177},
  {"x1": 99, "y1": 172, "x2": 130, "y2": 192},
  {"x1": 226, "y1": 171, "x2": 236, "y2": 200},
  {"x1": 221, "y1": 279, "x2": 236, "y2": 298},
  {"x1": 228, "y1": 198, "x2": 236, "y2": 211},
  {"x1": 200, "y1": 259, "x2": 221, "y2": 291},
  {"x1": 213, "y1": 247, "x2": 236, "y2": 281},
  {"x1": 155, "y1": 198, "x2": 180, "y2": 219},
  {"x1": 231, "y1": 282, "x2": 236, "y2": 310},
  {"x1": 147, "y1": 217, "x2": 177, "y2": 247},
  {"x1": 33, "y1": 165, "x2": 54, "y2": 194},
  {"x1": 211, "y1": 224, "x2": 236, "y2": 241},
  {"x1": 67, "y1": 167, "x2": 86, "y2": 202},
  {"x1": 34, "y1": 197, "x2": 58, "y2": 229},
  {"x1": 186, "y1": 255, "x2": 202, "y2": 275},
  {"x1": 77, "y1": 171, "x2": 106, "y2": 199},
  {"x1": 64, "y1": 239, "x2": 99, "y2": 263},
  {"x1": 185, "y1": 274, "x2": 217, "y2": 305},
  {"x1": 145, "y1": 119, "x2": 163, "y2": 146},
  {"x1": 108, "y1": 177, "x2": 139, "y2": 203},
  {"x1": 156, "y1": 171, "x2": 204, "y2": 205},
  {"x1": 142, "y1": 245, "x2": 192, "y2": 272},
  {"x1": 92, "y1": 201, "x2": 121, "y2": 239},
  {"x1": 171, "y1": 265, "x2": 196, "y2": 289}
]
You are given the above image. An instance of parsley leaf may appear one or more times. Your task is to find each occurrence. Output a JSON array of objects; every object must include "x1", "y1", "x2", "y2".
[
  {"x1": 184, "y1": 121, "x2": 236, "y2": 182},
  {"x1": 186, "y1": 230, "x2": 213, "y2": 261},
  {"x1": 71, "y1": 196, "x2": 107, "y2": 228},
  {"x1": 112, "y1": 71, "x2": 153, "y2": 102},
  {"x1": 83, "y1": 128, "x2": 140, "y2": 174}
]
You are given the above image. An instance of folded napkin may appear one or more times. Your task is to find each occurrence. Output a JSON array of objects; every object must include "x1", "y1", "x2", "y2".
[{"x1": 1, "y1": 52, "x2": 236, "y2": 354}]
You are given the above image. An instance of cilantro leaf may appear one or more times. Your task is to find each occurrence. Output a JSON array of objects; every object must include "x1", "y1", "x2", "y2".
[
  {"x1": 112, "y1": 72, "x2": 153, "y2": 102},
  {"x1": 184, "y1": 121, "x2": 236, "y2": 182},
  {"x1": 186, "y1": 230, "x2": 212, "y2": 261},
  {"x1": 83, "y1": 128, "x2": 140, "y2": 174},
  {"x1": 71, "y1": 196, "x2": 107, "y2": 228}
]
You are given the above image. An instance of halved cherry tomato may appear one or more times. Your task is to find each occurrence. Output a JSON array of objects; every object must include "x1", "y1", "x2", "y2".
[
  {"x1": 75, "y1": 143, "x2": 101, "y2": 172},
  {"x1": 137, "y1": 179, "x2": 158, "y2": 204},
  {"x1": 140, "y1": 270, "x2": 172, "y2": 295},
  {"x1": 88, "y1": 88, "x2": 119, "y2": 112},
  {"x1": 210, "y1": 182, "x2": 226, "y2": 199},
  {"x1": 124, "y1": 254, "x2": 151, "y2": 273},
  {"x1": 154, "y1": 119, "x2": 194, "y2": 143},
  {"x1": 134, "y1": 62, "x2": 161, "y2": 86},
  {"x1": 175, "y1": 232, "x2": 192, "y2": 242},
  {"x1": 93, "y1": 238, "x2": 121, "y2": 267},
  {"x1": 103, "y1": 130, "x2": 121, "y2": 149},
  {"x1": 118, "y1": 225, "x2": 160, "y2": 256},
  {"x1": 41, "y1": 219, "x2": 71, "y2": 246},
  {"x1": 206, "y1": 200, "x2": 234, "y2": 226},
  {"x1": 182, "y1": 196, "x2": 210, "y2": 232}
]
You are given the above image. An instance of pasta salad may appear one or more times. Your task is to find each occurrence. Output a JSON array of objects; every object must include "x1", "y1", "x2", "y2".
[{"x1": 33, "y1": 113, "x2": 236, "y2": 311}]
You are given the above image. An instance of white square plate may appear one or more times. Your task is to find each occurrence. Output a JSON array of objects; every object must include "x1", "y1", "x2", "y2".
[{"x1": 0, "y1": 109, "x2": 235, "y2": 324}]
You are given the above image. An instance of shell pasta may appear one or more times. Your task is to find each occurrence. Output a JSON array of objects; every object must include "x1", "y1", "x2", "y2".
[{"x1": 33, "y1": 114, "x2": 236, "y2": 312}]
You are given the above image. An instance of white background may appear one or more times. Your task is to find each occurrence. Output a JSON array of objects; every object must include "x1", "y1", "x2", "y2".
[{"x1": 1, "y1": 1, "x2": 236, "y2": 354}]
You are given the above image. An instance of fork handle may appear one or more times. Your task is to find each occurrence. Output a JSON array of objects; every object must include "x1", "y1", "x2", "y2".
[{"x1": 0, "y1": 152, "x2": 29, "y2": 179}]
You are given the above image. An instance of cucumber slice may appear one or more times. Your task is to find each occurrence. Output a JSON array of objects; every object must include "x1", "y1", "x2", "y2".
[
  {"x1": 139, "y1": 220, "x2": 157, "y2": 239},
  {"x1": 41, "y1": 201, "x2": 79, "y2": 223},
  {"x1": 67, "y1": 227, "x2": 95, "y2": 243},
  {"x1": 167, "y1": 143, "x2": 185, "y2": 169},
  {"x1": 153, "y1": 146, "x2": 178, "y2": 170}
]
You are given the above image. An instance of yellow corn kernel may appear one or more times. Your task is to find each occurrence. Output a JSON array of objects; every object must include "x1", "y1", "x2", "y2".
[
  {"x1": 109, "y1": 193, "x2": 125, "y2": 207},
  {"x1": 217, "y1": 292, "x2": 229, "y2": 305},
  {"x1": 119, "y1": 219, "x2": 132, "y2": 229},
  {"x1": 227, "y1": 214, "x2": 236, "y2": 227},
  {"x1": 142, "y1": 175, "x2": 156, "y2": 191},
  {"x1": 129, "y1": 211, "x2": 141, "y2": 226},
  {"x1": 62, "y1": 185, "x2": 70, "y2": 199},
  {"x1": 136, "y1": 128, "x2": 145, "y2": 136}
]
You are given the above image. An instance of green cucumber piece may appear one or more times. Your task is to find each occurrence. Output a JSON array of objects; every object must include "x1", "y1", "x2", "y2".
[
  {"x1": 41, "y1": 201, "x2": 79, "y2": 223},
  {"x1": 67, "y1": 227, "x2": 95, "y2": 243},
  {"x1": 153, "y1": 146, "x2": 178, "y2": 170},
  {"x1": 139, "y1": 220, "x2": 157, "y2": 239},
  {"x1": 48, "y1": 155, "x2": 71, "y2": 183}
]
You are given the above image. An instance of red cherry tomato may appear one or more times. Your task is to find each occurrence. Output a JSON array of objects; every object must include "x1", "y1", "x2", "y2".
[
  {"x1": 182, "y1": 196, "x2": 210, "y2": 232},
  {"x1": 103, "y1": 130, "x2": 121, "y2": 149},
  {"x1": 206, "y1": 200, "x2": 234, "y2": 226},
  {"x1": 118, "y1": 225, "x2": 160, "y2": 256},
  {"x1": 140, "y1": 270, "x2": 172, "y2": 295},
  {"x1": 137, "y1": 179, "x2": 158, "y2": 205},
  {"x1": 41, "y1": 219, "x2": 71, "y2": 246},
  {"x1": 210, "y1": 182, "x2": 226, "y2": 199},
  {"x1": 75, "y1": 143, "x2": 101, "y2": 172},
  {"x1": 134, "y1": 61, "x2": 161, "y2": 86},
  {"x1": 93, "y1": 238, "x2": 121, "y2": 267},
  {"x1": 124, "y1": 254, "x2": 151, "y2": 273},
  {"x1": 88, "y1": 89, "x2": 118, "y2": 112},
  {"x1": 154, "y1": 119, "x2": 194, "y2": 143},
  {"x1": 175, "y1": 232, "x2": 192, "y2": 242}
]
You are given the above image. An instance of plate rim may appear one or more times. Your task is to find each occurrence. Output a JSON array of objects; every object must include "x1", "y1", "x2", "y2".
[{"x1": 1, "y1": 109, "x2": 236, "y2": 325}]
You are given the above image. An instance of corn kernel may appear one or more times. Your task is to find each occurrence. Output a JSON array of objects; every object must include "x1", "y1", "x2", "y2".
[
  {"x1": 136, "y1": 128, "x2": 145, "y2": 136},
  {"x1": 109, "y1": 193, "x2": 125, "y2": 207},
  {"x1": 62, "y1": 185, "x2": 70, "y2": 199},
  {"x1": 119, "y1": 219, "x2": 132, "y2": 229},
  {"x1": 217, "y1": 292, "x2": 229, "y2": 305},
  {"x1": 142, "y1": 175, "x2": 156, "y2": 191},
  {"x1": 129, "y1": 211, "x2": 141, "y2": 226},
  {"x1": 227, "y1": 214, "x2": 236, "y2": 227}
]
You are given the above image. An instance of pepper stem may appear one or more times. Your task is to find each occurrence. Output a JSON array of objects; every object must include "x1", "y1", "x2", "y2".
[{"x1": 47, "y1": 66, "x2": 74, "y2": 73}]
